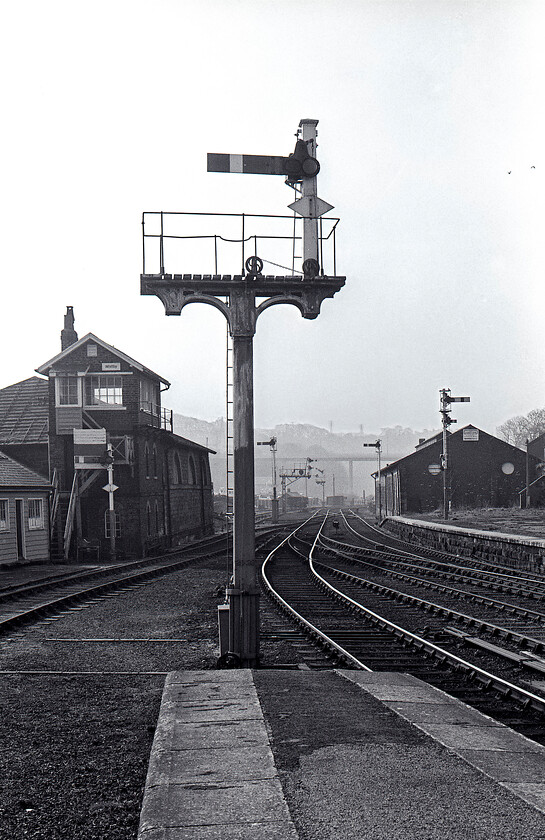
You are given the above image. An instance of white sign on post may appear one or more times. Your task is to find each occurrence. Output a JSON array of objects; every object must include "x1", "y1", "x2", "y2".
[{"x1": 73, "y1": 429, "x2": 107, "y2": 446}]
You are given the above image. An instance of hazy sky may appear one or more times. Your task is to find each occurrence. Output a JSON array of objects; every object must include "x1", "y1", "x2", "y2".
[{"x1": 1, "y1": 0, "x2": 543, "y2": 437}]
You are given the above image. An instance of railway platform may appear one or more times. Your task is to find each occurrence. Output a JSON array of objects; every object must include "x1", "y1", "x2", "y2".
[{"x1": 138, "y1": 668, "x2": 545, "y2": 839}]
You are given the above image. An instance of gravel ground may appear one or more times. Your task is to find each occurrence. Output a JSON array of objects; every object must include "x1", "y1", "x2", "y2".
[{"x1": 0, "y1": 551, "x2": 295, "y2": 840}]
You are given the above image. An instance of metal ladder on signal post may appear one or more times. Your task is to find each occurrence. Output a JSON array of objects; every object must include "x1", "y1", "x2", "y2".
[{"x1": 225, "y1": 325, "x2": 234, "y2": 530}]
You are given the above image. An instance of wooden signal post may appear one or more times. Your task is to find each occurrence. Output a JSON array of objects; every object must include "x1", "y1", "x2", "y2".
[{"x1": 141, "y1": 119, "x2": 345, "y2": 667}]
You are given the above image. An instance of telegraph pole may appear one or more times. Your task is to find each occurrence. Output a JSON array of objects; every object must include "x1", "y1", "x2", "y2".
[
  {"x1": 439, "y1": 389, "x2": 470, "y2": 520},
  {"x1": 141, "y1": 119, "x2": 345, "y2": 667}
]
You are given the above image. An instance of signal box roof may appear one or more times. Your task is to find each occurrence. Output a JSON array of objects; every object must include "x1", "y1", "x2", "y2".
[{"x1": 35, "y1": 333, "x2": 170, "y2": 387}]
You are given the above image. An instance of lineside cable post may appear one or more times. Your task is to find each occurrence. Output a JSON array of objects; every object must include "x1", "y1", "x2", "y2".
[{"x1": 140, "y1": 119, "x2": 345, "y2": 667}]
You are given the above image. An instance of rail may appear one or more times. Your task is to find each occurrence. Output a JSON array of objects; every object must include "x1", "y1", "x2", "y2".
[
  {"x1": 261, "y1": 513, "x2": 372, "y2": 671},
  {"x1": 307, "y1": 515, "x2": 545, "y2": 714}
]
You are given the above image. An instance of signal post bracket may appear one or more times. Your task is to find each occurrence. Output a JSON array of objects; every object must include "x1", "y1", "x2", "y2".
[{"x1": 140, "y1": 273, "x2": 346, "y2": 335}]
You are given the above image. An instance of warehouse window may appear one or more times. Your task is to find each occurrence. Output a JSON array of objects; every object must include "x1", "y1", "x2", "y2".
[
  {"x1": 173, "y1": 452, "x2": 183, "y2": 484},
  {"x1": 146, "y1": 502, "x2": 152, "y2": 536},
  {"x1": 152, "y1": 445, "x2": 158, "y2": 478},
  {"x1": 28, "y1": 499, "x2": 44, "y2": 530},
  {"x1": 144, "y1": 443, "x2": 150, "y2": 477},
  {"x1": 189, "y1": 455, "x2": 197, "y2": 485},
  {"x1": 0, "y1": 500, "x2": 8, "y2": 531},
  {"x1": 85, "y1": 375, "x2": 123, "y2": 406}
]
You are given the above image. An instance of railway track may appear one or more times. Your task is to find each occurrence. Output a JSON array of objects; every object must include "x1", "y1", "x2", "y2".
[
  {"x1": 0, "y1": 526, "x2": 288, "y2": 640},
  {"x1": 261, "y1": 513, "x2": 545, "y2": 742},
  {"x1": 332, "y1": 512, "x2": 545, "y2": 649}
]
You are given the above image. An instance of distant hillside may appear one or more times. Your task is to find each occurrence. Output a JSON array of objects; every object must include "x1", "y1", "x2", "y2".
[{"x1": 173, "y1": 415, "x2": 439, "y2": 497}]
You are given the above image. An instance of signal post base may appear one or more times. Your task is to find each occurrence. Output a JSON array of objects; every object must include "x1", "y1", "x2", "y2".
[{"x1": 226, "y1": 588, "x2": 260, "y2": 668}]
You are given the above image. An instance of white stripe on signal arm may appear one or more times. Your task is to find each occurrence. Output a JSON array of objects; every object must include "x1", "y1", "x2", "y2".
[{"x1": 229, "y1": 154, "x2": 243, "y2": 173}]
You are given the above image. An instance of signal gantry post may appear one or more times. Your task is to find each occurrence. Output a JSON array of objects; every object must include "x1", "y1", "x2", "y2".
[
  {"x1": 439, "y1": 389, "x2": 470, "y2": 520},
  {"x1": 363, "y1": 440, "x2": 382, "y2": 518},
  {"x1": 257, "y1": 437, "x2": 278, "y2": 522},
  {"x1": 141, "y1": 119, "x2": 345, "y2": 667}
]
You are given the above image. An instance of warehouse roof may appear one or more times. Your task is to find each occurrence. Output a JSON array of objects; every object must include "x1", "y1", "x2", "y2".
[
  {"x1": 0, "y1": 377, "x2": 49, "y2": 445},
  {"x1": 376, "y1": 425, "x2": 526, "y2": 475}
]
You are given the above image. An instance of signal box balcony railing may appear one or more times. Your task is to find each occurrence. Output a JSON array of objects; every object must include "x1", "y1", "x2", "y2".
[
  {"x1": 140, "y1": 401, "x2": 173, "y2": 431},
  {"x1": 141, "y1": 211, "x2": 340, "y2": 278}
]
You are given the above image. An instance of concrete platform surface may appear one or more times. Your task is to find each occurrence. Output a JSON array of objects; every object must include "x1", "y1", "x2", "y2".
[{"x1": 138, "y1": 669, "x2": 545, "y2": 839}]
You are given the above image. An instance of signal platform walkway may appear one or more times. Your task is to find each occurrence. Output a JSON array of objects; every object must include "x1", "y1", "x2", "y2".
[{"x1": 138, "y1": 668, "x2": 545, "y2": 839}]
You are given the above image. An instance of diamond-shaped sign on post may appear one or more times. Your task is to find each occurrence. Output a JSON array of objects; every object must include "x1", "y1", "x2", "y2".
[{"x1": 288, "y1": 196, "x2": 334, "y2": 218}]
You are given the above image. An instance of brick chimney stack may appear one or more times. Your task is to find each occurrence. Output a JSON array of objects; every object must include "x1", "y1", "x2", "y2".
[{"x1": 61, "y1": 306, "x2": 78, "y2": 350}]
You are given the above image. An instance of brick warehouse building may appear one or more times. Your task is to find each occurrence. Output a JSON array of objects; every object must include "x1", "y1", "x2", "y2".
[
  {"x1": 0, "y1": 308, "x2": 215, "y2": 560},
  {"x1": 375, "y1": 425, "x2": 539, "y2": 517}
]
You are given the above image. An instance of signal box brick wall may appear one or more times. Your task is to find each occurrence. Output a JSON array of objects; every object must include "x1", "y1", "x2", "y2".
[
  {"x1": 46, "y1": 342, "x2": 162, "y2": 456},
  {"x1": 78, "y1": 437, "x2": 213, "y2": 557},
  {"x1": 380, "y1": 426, "x2": 537, "y2": 515},
  {"x1": 38, "y1": 332, "x2": 214, "y2": 559}
]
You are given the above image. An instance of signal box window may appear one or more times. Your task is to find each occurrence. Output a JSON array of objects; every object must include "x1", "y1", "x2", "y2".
[
  {"x1": 140, "y1": 380, "x2": 158, "y2": 411},
  {"x1": 85, "y1": 376, "x2": 123, "y2": 406},
  {"x1": 0, "y1": 499, "x2": 8, "y2": 531},
  {"x1": 28, "y1": 499, "x2": 44, "y2": 530},
  {"x1": 56, "y1": 376, "x2": 80, "y2": 406}
]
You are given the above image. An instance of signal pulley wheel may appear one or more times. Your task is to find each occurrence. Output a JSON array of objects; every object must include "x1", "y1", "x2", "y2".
[
  {"x1": 302, "y1": 258, "x2": 320, "y2": 278},
  {"x1": 245, "y1": 256, "x2": 263, "y2": 276}
]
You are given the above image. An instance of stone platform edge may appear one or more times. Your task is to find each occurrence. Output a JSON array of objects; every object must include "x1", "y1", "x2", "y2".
[
  {"x1": 137, "y1": 670, "x2": 298, "y2": 839},
  {"x1": 137, "y1": 669, "x2": 545, "y2": 839},
  {"x1": 339, "y1": 669, "x2": 545, "y2": 814}
]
